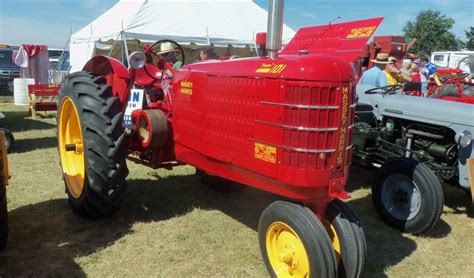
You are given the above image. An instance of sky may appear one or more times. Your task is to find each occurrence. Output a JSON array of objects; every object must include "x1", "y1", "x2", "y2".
[{"x1": 0, "y1": 0, "x2": 472, "y2": 49}]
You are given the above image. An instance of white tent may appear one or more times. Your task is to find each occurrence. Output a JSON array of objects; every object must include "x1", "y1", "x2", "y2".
[{"x1": 70, "y1": 0, "x2": 295, "y2": 72}]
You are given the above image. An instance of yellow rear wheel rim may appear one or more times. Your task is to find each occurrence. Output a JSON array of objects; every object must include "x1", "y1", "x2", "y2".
[
  {"x1": 266, "y1": 222, "x2": 310, "y2": 277},
  {"x1": 58, "y1": 97, "x2": 85, "y2": 199}
]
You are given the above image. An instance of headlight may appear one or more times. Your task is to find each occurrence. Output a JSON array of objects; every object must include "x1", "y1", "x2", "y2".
[
  {"x1": 129, "y1": 51, "x2": 146, "y2": 69},
  {"x1": 457, "y1": 130, "x2": 472, "y2": 148}
]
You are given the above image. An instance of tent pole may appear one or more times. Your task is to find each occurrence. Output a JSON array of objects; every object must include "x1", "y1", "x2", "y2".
[{"x1": 122, "y1": 31, "x2": 130, "y2": 67}]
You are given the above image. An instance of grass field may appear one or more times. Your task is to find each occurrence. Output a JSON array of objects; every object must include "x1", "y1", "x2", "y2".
[{"x1": 0, "y1": 103, "x2": 473, "y2": 277}]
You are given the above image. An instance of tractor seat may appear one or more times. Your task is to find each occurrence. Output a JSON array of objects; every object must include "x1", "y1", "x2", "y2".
[
  {"x1": 355, "y1": 103, "x2": 374, "y2": 113},
  {"x1": 437, "y1": 84, "x2": 461, "y2": 98}
]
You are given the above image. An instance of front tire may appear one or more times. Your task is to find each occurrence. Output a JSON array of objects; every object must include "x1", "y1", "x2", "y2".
[
  {"x1": 324, "y1": 199, "x2": 366, "y2": 278},
  {"x1": 58, "y1": 72, "x2": 129, "y2": 218},
  {"x1": 372, "y1": 158, "x2": 444, "y2": 234},
  {"x1": 258, "y1": 201, "x2": 338, "y2": 277}
]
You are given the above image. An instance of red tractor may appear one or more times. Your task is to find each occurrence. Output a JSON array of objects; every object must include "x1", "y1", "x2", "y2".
[
  {"x1": 427, "y1": 69, "x2": 474, "y2": 104},
  {"x1": 57, "y1": 1, "x2": 366, "y2": 276}
]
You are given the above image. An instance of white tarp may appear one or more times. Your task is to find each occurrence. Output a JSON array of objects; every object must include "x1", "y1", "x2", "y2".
[
  {"x1": 70, "y1": 0, "x2": 144, "y2": 72},
  {"x1": 70, "y1": 0, "x2": 295, "y2": 72}
]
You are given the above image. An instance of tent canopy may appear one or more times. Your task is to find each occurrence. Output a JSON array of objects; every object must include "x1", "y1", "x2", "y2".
[{"x1": 70, "y1": 0, "x2": 295, "y2": 72}]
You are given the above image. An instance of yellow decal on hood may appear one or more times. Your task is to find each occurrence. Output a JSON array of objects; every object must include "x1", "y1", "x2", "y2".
[
  {"x1": 256, "y1": 63, "x2": 287, "y2": 74},
  {"x1": 254, "y1": 142, "x2": 277, "y2": 164},
  {"x1": 346, "y1": 26, "x2": 376, "y2": 38}
]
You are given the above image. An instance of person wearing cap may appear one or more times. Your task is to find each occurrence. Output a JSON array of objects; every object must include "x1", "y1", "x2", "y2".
[
  {"x1": 157, "y1": 42, "x2": 183, "y2": 71},
  {"x1": 358, "y1": 53, "x2": 389, "y2": 87}
]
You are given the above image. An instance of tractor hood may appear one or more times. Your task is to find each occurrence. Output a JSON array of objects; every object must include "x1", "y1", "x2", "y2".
[
  {"x1": 356, "y1": 84, "x2": 474, "y2": 128},
  {"x1": 180, "y1": 54, "x2": 355, "y2": 82},
  {"x1": 378, "y1": 94, "x2": 473, "y2": 128}
]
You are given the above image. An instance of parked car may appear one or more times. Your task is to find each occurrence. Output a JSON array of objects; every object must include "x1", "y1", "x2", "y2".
[
  {"x1": 431, "y1": 51, "x2": 474, "y2": 75},
  {"x1": 48, "y1": 49, "x2": 70, "y2": 71},
  {"x1": 0, "y1": 48, "x2": 20, "y2": 96}
]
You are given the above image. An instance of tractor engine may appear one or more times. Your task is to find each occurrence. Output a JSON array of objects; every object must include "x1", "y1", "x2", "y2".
[
  {"x1": 169, "y1": 55, "x2": 356, "y2": 202},
  {"x1": 353, "y1": 117, "x2": 459, "y2": 183}
]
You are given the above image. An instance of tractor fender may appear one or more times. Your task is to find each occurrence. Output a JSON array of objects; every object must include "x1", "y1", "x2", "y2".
[{"x1": 83, "y1": 56, "x2": 130, "y2": 104}]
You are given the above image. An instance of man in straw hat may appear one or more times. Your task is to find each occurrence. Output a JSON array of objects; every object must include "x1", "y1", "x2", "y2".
[
  {"x1": 157, "y1": 42, "x2": 183, "y2": 71},
  {"x1": 358, "y1": 53, "x2": 389, "y2": 87}
]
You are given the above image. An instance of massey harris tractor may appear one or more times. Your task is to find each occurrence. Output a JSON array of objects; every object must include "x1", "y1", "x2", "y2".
[
  {"x1": 57, "y1": 1, "x2": 367, "y2": 276},
  {"x1": 355, "y1": 84, "x2": 474, "y2": 234}
]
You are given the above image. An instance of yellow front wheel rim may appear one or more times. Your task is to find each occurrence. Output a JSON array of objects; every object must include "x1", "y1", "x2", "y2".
[
  {"x1": 58, "y1": 97, "x2": 85, "y2": 198},
  {"x1": 323, "y1": 221, "x2": 341, "y2": 262},
  {"x1": 266, "y1": 222, "x2": 310, "y2": 277}
]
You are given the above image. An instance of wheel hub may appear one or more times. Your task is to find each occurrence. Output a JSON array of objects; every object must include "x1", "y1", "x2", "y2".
[
  {"x1": 65, "y1": 139, "x2": 84, "y2": 155},
  {"x1": 381, "y1": 174, "x2": 421, "y2": 221},
  {"x1": 58, "y1": 97, "x2": 85, "y2": 199},
  {"x1": 266, "y1": 222, "x2": 310, "y2": 277}
]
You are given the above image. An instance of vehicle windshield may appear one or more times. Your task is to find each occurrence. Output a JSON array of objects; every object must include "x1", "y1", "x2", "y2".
[
  {"x1": 0, "y1": 49, "x2": 17, "y2": 67},
  {"x1": 48, "y1": 50, "x2": 63, "y2": 59}
]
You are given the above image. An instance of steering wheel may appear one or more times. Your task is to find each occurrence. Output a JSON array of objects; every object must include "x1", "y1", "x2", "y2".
[
  {"x1": 438, "y1": 72, "x2": 470, "y2": 83},
  {"x1": 364, "y1": 84, "x2": 403, "y2": 95},
  {"x1": 143, "y1": 39, "x2": 185, "y2": 79},
  {"x1": 449, "y1": 72, "x2": 469, "y2": 81}
]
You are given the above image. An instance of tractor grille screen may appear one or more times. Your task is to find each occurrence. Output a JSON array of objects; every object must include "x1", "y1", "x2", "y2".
[{"x1": 280, "y1": 81, "x2": 355, "y2": 170}]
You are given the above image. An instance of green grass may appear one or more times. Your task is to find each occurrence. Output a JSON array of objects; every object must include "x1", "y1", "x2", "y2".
[{"x1": 0, "y1": 103, "x2": 473, "y2": 277}]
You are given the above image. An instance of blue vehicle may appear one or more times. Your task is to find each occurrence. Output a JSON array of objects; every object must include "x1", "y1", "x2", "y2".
[{"x1": 49, "y1": 49, "x2": 70, "y2": 71}]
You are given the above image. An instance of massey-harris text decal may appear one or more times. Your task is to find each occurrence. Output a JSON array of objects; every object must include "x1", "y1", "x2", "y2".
[
  {"x1": 180, "y1": 81, "x2": 193, "y2": 95},
  {"x1": 336, "y1": 87, "x2": 350, "y2": 166}
]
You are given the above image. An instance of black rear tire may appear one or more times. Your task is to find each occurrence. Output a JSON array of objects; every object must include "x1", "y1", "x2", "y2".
[
  {"x1": 58, "y1": 72, "x2": 129, "y2": 218},
  {"x1": 0, "y1": 127, "x2": 14, "y2": 153},
  {"x1": 258, "y1": 201, "x2": 337, "y2": 277},
  {"x1": 324, "y1": 199, "x2": 366, "y2": 278},
  {"x1": 372, "y1": 158, "x2": 444, "y2": 234}
]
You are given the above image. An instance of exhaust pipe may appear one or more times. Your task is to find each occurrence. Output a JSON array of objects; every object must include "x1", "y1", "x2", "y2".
[{"x1": 266, "y1": 0, "x2": 284, "y2": 59}]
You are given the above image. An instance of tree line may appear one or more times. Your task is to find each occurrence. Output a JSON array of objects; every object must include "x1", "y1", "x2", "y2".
[{"x1": 403, "y1": 10, "x2": 473, "y2": 56}]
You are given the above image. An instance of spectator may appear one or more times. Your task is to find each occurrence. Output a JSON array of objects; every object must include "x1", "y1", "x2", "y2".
[
  {"x1": 407, "y1": 63, "x2": 422, "y2": 96},
  {"x1": 199, "y1": 47, "x2": 218, "y2": 61},
  {"x1": 157, "y1": 42, "x2": 182, "y2": 70},
  {"x1": 384, "y1": 56, "x2": 400, "y2": 85},
  {"x1": 385, "y1": 56, "x2": 412, "y2": 84},
  {"x1": 400, "y1": 59, "x2": 412, "y2": 76},
  {"x1": 358, "y1": 53, "x2": 389, "y2": 87},
  {"x1": 420, "y1": 68, "x2": 429, "y2": 96},
  {"x1": 421, "y1": 56, "x2": 437, "y2": 77}
]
